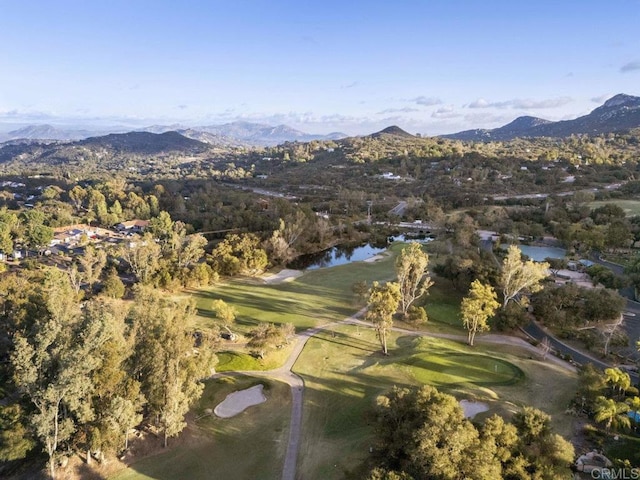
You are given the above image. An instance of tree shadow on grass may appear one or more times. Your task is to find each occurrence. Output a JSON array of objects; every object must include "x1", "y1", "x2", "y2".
[{"x1": 311, "y1": 329, "x2": 381, "y2": 354}]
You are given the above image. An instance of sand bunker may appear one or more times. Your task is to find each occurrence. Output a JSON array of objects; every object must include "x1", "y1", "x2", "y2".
[
  {"x1": 263, "y1": 269, "x2": 303, "y2": 284},
  {"x1": 214, "y1": 384, "x2": 267, "y2": 418},
  {"x1": 460, "y1": 400, "x2": 489, "y2": 419}
]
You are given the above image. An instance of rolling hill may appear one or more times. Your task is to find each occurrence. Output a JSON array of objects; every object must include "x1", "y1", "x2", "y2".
[{"x1": 443, "y1": 93, "x2": 640, "y2": 141}]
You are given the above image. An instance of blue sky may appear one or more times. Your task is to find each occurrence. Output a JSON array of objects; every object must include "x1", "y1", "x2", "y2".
[{"x1": 1, "y1": 0, "x2": 639, "y2": 135}]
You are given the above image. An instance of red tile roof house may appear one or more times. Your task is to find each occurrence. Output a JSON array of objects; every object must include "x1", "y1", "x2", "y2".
[{"x1": 115, "y1": 220, "x2": 150, "y2": 233}]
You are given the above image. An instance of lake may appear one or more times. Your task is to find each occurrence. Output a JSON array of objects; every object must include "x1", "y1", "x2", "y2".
[
  {"x1": 506, "y1": 245, "x2": 567, "y2": 262},
  {"x1": 288, "y1": 243, "x2": 386, "y2": 270}
]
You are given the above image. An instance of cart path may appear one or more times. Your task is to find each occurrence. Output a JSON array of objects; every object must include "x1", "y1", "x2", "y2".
[{"x1": 213, "y1": 307, "x2": 580, "y2": 480}]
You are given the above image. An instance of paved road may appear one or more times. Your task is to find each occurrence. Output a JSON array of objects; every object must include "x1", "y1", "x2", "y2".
[
  {"x1": 523, "y1": 321, "x2": 638, "y2": 383},
  {"x1": 588, "y1": 254, "x2": 640, "y2": 361},
  {"x1": 214, "y1": 308, "x2": 367, "y2": 480},
  {"x1": 388, "y1": 201, "x2": 407, "y2": 217},
  {"x1": 215, "y1": 306, "x2": 580, "y2": 480}
]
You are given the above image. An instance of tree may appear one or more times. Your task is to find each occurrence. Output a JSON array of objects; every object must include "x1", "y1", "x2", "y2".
[
  {"x1": 365, "y1": 282, "x2": 401, "y2": 354},
  {"x1": 21, "y1": 209, "x2": 54, "y2": 254},
  {"x1": 69, "y1": 185, "x2": 87, "y2": 212},
  {"x1": 500, "y1": 245, "x2": 549, "y2": 308},
  {"x1": 512, "y1": 406, "x2": 551, "y2": 445},
  {"x1": 593, "y1": 396, "x2": 631, "y2": 431},
  {"x1": 84, "y1": 297, "x2": 143, "y2": 459},
  {"x1": 604, "y1": 367, "x2": 631, "y2": 397},
  {"x1": 601, "y1": 315, "x2": 625, "y2": 357},
  {"x1": 461, "y1": 280, "x2": 499, "y2": 346},
  {"x1": 148, "y1": 211, "x2": 175, "y2": 250},
  {"x1": 395, "y1": 242, "x2": 433, "y2": 315},
  {"x1": 0, "y1": 404, "x2": 36, "y2": 462},
  {"x1": 406, "y1": 305, "x2": 427, "y2": 325},
  {"x1": 100, "y1": 267, "x2": 126, "y2": 299},
  {"x1": 209, "y1": 233, "x2": 268, "y2": 277},
  {"x1": 539, "y1": 336, "x2": 552, "y2": 360},
  {"x1": 371, "y1": 385, "x2": 499, "y2": 480},
  {"x1": 10, "y1": 269, "x2": 110, "y2": 479},
  {"x1": 545, "y1": 257, "x2": 567, "y2": 276},
  {"x1": 247, "y1": 323, "x2": 293, "y2": 358},
  {"x1": 177, "y1": 234, "x2": 207, "y2": 269},
  {"x1": 129, "y1": 287, "x2": 215, "y2": 448},
  {"x1": 78, "y1": 244, "x2": 107, "y2": 291},
  {"x1": 211, "y1": 299, "x2": 237, "y2": 337},
  {"x1": 108, "y1": 396, "x2": 143, "y2": 451},
  {"x1": 119, "y1": 233, "x2": 161, "y2": 284}
]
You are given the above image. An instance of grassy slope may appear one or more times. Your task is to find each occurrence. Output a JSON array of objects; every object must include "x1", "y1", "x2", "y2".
[
  {"x1": 590, "y1": 199, "x2": 640, "y2": 216},
  {"x1": 293, "y1": 324, "x2": 578, "y2": 480},
  {"x1": 187, "y1": 245, "x2": 401, "y2": 335},
  {"x1": 111, "y1": 376, "x2": 290, "y2": 480},
  {"x1": 114, "y1": 242, "x2": 579, "y2": 479}
]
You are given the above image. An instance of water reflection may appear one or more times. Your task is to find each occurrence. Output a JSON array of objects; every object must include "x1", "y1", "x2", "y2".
[
  {"x1": 288, "y1": 236, "x2": 433, "y2": 270},
  {"x1": 288, "y1": 243, "x2": 386, "y2": 270}
]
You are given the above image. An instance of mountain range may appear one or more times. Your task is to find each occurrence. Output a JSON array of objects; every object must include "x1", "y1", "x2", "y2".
[
  {"x1": 0, "y1": 121, "x2": 347, "y2": 147},
  {"x1": 442, "y1": 93, "x2": 640, "y2": 141},
  {"x1": 1, "y1": 94, "x2": 639, "y2": 148}
]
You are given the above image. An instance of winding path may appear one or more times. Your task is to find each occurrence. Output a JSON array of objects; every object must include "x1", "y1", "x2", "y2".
[{"x1": 215, "y1": 307, "x2": 578, "y2": 480}]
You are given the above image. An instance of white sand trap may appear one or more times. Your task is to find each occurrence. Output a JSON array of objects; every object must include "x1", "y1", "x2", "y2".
[
  {"x1": 460, "y1": 400, "x2": 489, "y2": 419},
  {"x1": 263, "y1": 269, "x2": 303, "y2": 284},
  {"x1": 364, "y1": 254, "x2": 384, "y2": 263},
  {"x1": 214, "y1": 384, "x2": 267, "y2": 418}
]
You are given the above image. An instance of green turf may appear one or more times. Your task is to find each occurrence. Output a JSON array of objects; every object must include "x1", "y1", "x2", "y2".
[
  {"x1": 421, "y1": 280, "x2": 464, "y2": 329},
  {"x1": 293, "y1": 324, "x2": 577, "y2": 479},
  {"x1": 111, "y1": 376, "x2": 290, "y2": 480},
  {"x1": 186, "y1": 244, "x2": 400, "y2": 335},
  {"x1": 402, "y1": 352, "x2": 524, "y2": 386},
  {"x1": 216, "y1": 348, "x2": 293, "y2": 372},
  {"x1": 590, "y1": 200, "x2": 640, "y2": 217},
  {"x1": 605, "y1": 432, "x2": 640, "y2": 466}
]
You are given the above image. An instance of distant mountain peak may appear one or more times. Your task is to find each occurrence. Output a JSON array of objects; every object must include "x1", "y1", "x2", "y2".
[
  {"x1": 502, "y1": 116, "x2": 551, "y2": 129},
  {"x1": 372, "y1": 125, "x2": 414, "y2": 138},
  {"x1": 443, "y1": 93, "x2": 640, "y2": 141},
  {"x1": 602, "y1": 93, "x2": 640, "y2": 108}
]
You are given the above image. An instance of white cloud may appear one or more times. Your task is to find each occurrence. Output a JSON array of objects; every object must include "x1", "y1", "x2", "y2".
[
  {"x1": 466, "y1": 96, "x2": 572, "y2": 109},
  {"x1": 413, "y1": 96, "x2": 442, "y2": 106},
  {"x1": 467, "y1": 98, "x2": 490, "y2": 108},
  {"x1": 591, "y1": 94, "x2": 611, "y2": 104},
  {"x1": 431, "y1": 106, "x2": 462, "y2": 119},
  {"x1": 620, "y1": 61, "x2": 640, "y2": 73},
  {"x1": 376, "y1": 107, "x2": 420, "y2": 115}
]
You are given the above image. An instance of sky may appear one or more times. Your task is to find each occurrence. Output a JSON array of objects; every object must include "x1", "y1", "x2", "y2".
[{"x1": 1, "y1": 0, "x2": 639, "y2": 136}]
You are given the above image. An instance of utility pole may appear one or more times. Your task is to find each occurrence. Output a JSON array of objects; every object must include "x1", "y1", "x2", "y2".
[{"x1": 367, "y1": 200, "x2": 373, "y2": 224}]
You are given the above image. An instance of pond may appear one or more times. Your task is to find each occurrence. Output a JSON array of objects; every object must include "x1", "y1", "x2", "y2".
[
  {"x1": 288, "y1": 237, "x2": 433, "y2": 271},
  {"x1": 504, "y1": 244, "x2": 567, "y2": 262},
  {"x1": 288, "y1": 243, "x2": 386, "y2": 270}
]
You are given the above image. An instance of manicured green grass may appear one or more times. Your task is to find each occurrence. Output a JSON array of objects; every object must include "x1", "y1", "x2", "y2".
[
  {"x1": 185, "y1": 245, "x2": 400, "y2": 335},
  {"x1": 402, "y1": 352, "x2": 523, "y2": 386},
  {"x1": 216, "y1": 347, "x2": 293, "y2": 372},
  {"x1": 293, "y1": 324, "x2": 578, "y2": 479},
  {"x1": 421, "y1": 279, "x2": 464, "y2": 329},
  {"x1": 111, "y1": 376, "x2": 290, "y2": 480},
  {"x1": 605, "y1": 432, "x2": 640, "y2": 466},
  {"x1": 590, "y1": 199, "x2": 640, "y2": 216}
]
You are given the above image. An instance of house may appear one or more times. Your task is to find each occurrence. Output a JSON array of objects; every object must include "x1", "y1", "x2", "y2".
[
  {"x1": 50, "y1": 224, "x2": 97, "y2": 247},
  {"x1": 116, "y1": 219, "x2": 150, "y2": 233}
]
